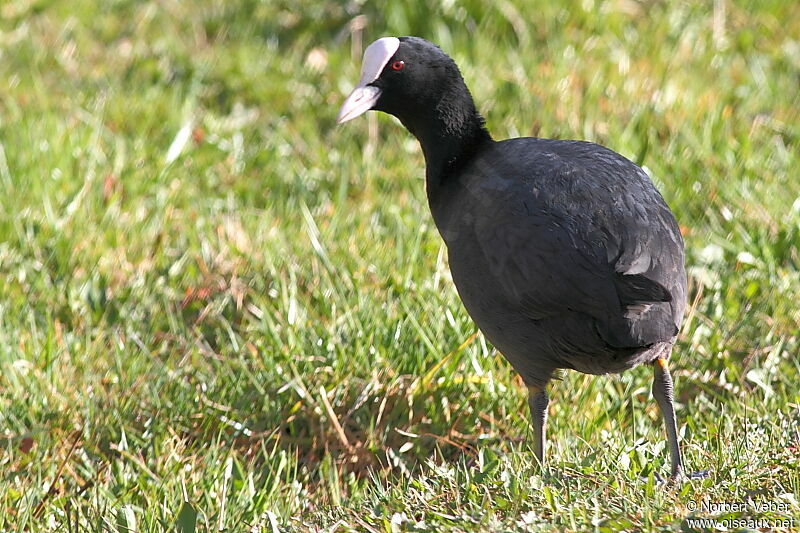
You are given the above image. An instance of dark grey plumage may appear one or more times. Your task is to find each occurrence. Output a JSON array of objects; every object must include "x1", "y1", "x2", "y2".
[
  {"x1": 433, "y1": 138, "x2": 686, "y2": 387},
  {"x1": 338, "y1": 36, "x2": 692, "y2": 481}
]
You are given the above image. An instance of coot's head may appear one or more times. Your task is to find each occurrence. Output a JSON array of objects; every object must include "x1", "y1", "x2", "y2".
[{"x1": 337, "y1": 37, "x2": 469, "y2": 129}]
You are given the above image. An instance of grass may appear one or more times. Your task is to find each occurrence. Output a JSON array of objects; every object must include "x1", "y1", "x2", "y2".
[{"x1": 0, "y1": 0, "x2": 799, "y2": 530}]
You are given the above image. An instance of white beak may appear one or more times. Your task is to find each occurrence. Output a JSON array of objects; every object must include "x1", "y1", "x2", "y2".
[
  {"x1": 336, "y1": 37, "x2": 400, "y2": 124},
  {"x1": 336, "y1": 85, "x2": 382, "y2": 124}
]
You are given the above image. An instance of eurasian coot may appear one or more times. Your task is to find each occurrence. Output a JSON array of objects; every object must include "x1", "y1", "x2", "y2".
[{"x1": 338, "y1": 36, "x2": 688, "y2": 481}]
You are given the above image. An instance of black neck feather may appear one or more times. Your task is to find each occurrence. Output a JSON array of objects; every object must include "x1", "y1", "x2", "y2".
[{"x1": 399, "y1": 84, "x2": 493, "y2": 202}]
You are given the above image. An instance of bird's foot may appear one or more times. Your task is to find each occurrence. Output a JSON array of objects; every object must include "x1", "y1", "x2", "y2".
[
  {"x1": 687, "y1": 469, "x2": 711, "y2": 480},
  {"x1": 647, "y1": 468, "x2": 710, "y2": 487}
]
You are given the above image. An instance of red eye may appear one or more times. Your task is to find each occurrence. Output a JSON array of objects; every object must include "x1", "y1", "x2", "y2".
[{"x1": 391, "y1": 60, "x2": 405, "y2": 71}]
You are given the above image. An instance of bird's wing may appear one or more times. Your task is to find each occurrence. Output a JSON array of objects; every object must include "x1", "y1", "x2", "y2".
[{"x1": 465, "y1": 149, "x2": 683, "y2": 348}]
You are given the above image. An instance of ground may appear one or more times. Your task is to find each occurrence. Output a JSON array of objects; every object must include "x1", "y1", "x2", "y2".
[{"x1": 0, "y1": 0, "x2": 798, "y2": 531}]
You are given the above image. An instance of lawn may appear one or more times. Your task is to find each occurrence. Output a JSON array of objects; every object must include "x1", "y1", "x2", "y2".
[{"x1": 0, "y1": 0, "x2": 798, "y2": 530}]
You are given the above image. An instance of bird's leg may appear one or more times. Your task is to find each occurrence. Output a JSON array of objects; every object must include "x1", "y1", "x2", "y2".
[
  {"x1": 527, "y1": 385, "x2": 549, "y2": 466},
  {"x1": 652, "y1": 358, "x2": 684, "y2": 481}
]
